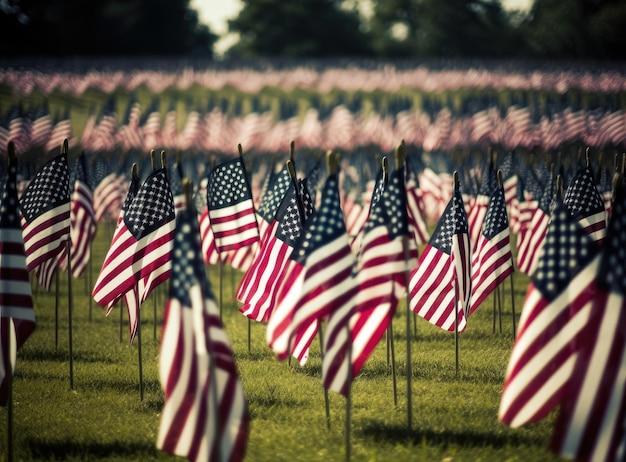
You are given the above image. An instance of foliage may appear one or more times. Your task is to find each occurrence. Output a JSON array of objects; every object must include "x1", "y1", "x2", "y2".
[{"x1": 0, "y1": 0, "x2": 216, "y2": 56}]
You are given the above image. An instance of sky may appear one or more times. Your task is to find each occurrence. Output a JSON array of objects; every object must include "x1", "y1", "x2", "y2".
[{"x1": 191, "y1": 0, "x2": 533, "y2": 56}]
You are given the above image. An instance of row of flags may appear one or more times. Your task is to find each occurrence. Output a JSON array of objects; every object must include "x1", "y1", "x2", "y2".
[
  {"x1": 2, "y1": 66, "x2": 625, "y2": 95},
  {"x1": 1, "y1": 133, "x2": 624, "y2": 461},
  {"x1": 2, "y1": 103, "x2": 626, "y2": 155}
]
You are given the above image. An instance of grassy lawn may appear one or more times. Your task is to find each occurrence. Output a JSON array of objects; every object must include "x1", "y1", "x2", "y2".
[{"x1": 0, "y1": 228, "x2": 557, "y2": 461}]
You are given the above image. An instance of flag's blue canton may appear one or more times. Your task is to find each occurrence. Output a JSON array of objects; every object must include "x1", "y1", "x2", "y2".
[
  {"x1": 483, "y1": 187, "x2": 508, "y2": 239},
  {"x1": 524, "y1": 168, "x2": 543, "y2": 200},
  {"x1": 93, "y1": 159, "x2": 107, "y2": 185},
  {"x1": 598, "y1": 184, "x2": 626, "y2": 294},
  {"x1": 499, "y1": 152, "x2": 515, "y2": 180},
  {"x1": 258, "y1": 168, "x2": 290, "y2": 222},
  {"x1": 430, "y1": 189, "x2": 467, "y2": 254},
  {"x1": 598, "y1": 167, "x2": 612, "y2": 193},
  {"x1": 208, "y1": 158, "x2": 251, "y2": 210},
  {"x1": 170, "y1": 208, "x2": 213, "y2": 307},
  {"x1": 124, "y1": 169, "x2": 174, "y2": 240},
  {"x1": 298, "y1": 178, "x2": 315, "y2": 221},
  {"x1": 74, "y1": 154, "x2": 91, "y2": 189},
  {"x1": 564, "y1": 167, "x2": 605, "y2": 219},
  {"x1": 295, "y1": 175, "x2": 344, "y2": 265},
  {"x1": 306, "y1": 163, "x2": 321, "y2": 201},
  {"x1": 362, "y1": 170, "x2": 387, "y2": 235},
  {"x1": 1, "y1": 163, "x2": 19, "y2": 229},
  {"x1": 19, "y1": 154, "x2": 69, "y2": 223},
  {"x1": 532, "y1": 202, "x2": 596, "y2": 298},
  {"x1": 538, "y1": 178, "x2": 555, "y2": 213},
  {"x1": 275, "y1": 185, "x2": 304, "y2": 246},
  {"x1": 382, "y1": 167, "x2": 409, "y2": 238},
  {"x1": 168, "y1": 162, "x2": 183, "y2": 197},
  {"x1": 123, "y1": 175, "x2": 140, "y2": 213},
  {"x1": 479, "y1": 166, "x2": 497, "y2": 196}
]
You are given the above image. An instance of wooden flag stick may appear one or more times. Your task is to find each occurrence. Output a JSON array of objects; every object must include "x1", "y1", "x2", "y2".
[
  {"x1": 55, "y1": 270, "x2": 59, "y2": 350},
  {"x1": 397, "y1": 141, "x2": 413, "y2": 430}
]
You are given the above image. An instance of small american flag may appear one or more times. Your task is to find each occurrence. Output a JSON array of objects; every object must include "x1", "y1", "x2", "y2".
[
  {"x1": 267, "y1": 174, "x2": 356, "y2": 367},
  {"x1": 239, "y1": 182, "x2": 310, "y2": 323},
  {"x1": 157, "y1": 203, "x2": 249, "y2": 462},
  {"x1": 551, "y1": 180, "x2": 626, "y2": 460},
  {"x1": 517, "y1": 177, "x2": 554, "y2": 275},
  {"x1": 499, "y1": 201, "x2": 600, "y2": 428},
  {"x1": 349, "y1": 165, "x2": 412, "y2": 376},
  {"x1": 469, "y1": 184, "x2": 513, "y2": 315},
  {"x1": 196, "y1": 178, "x2": 220, "y2": 266},
  {"x1": 409, "y1": 182, "x2": 471, "y2": 332},
  {"x1": 208, "y1": 157, "x2": 259, "y2": 253},
  {"x1": 68, "y1": 153, "x2": 96, "y2": 277},
  {"x1": 93, "y1": 168, "x2": 175, "y2": 308},
  {"x1": 94, "y1": 170, "x2": 126, "y2": 223},
  {"x1": 20, "y1": 153, "x2": 70, "y2": 272},
  {"x1": 0, "y1": 153, "x2": 35, "y2": 406},
  {"x1": 564, "y1": 167, "x2": 607, "y2": 243}
]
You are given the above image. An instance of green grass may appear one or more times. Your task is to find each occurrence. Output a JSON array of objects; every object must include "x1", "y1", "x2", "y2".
[{"x1": 0, "y1": 229, "x2": 558, "y2": 461}]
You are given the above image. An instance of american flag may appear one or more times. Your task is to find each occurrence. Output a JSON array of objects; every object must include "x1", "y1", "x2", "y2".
[
  {"x1": 564, "y1": 167, "x2": 607, "y2": 244},
  {"x1": 0, "y1": 153, "x2": 35, "y2": 406},
  {"x1": 94, "y1": 171, "x2": 126, "y2": 222},
  {"x1": 409, "y1": 182, "x2": 471, "y2": 332},
  {"x1": 349, "y1": 165, "x2": 411, "y2": 376},
  {"x1": 516, "y1": 177, "x2": 554, "y2": 275},
  {"x1": 68, "y1": 153, "x2": 96, "y2": 277},
  {"x1": 46, "y1": 109, "x2": 72, "y2": 153},
  {"x1": 239, "y1": 181, "x2": 309, "y2": 323},
  {"x1": 157, "y1": 204, "x2": 249, "y2": 462},
  {"x1": 92, "y1": 168, "x2": 175, "y2": 309},
  {"x1": 196, "y1": 178, "x2": 220, "y2": 266},
  {"x1": 90, "y1": 98, "x2": 117, "y2": 152},
  {"x1": 142, "y1": 99, "x2": 161, "y2": 150},
  {"x1": 406, "y1": 175, "x2": 429, "y2": 247},
  {"x1": 469, "y1": 184, "x2": 513, "y2": 315},
  {"x1": 30, "y1": 106, "x2": 53, "y2": 147},
  {"x1": 105, "y1": 170, "x2": 141, "y2": 340},
  {"x1": 20, "y1": 153, "x2": 70, "y2": 272},
  {"x1": 551, "y1": 181, "x2": 626, "y2": 461},
  {"x1": 467, "y1": 165, "x2": 495, "y2": 251},
  {"x1": 117, "y1": 98, "x2": 142, "y2": 151},
  {"x1": 236, "y1": 168, "x2": 291, "y2": 302},
  {"x1": 267, "y1": 174, "x2": 356, "y2": 367},
  {"x1": 499, "y1": 201, "x2": 600, "y2": 428},
  {"x1": 7, "y1": 106, "x2": 30, "y2": 154},
  {"x1": 208, "y1": 157, "x2": 259, "y2": 253}
]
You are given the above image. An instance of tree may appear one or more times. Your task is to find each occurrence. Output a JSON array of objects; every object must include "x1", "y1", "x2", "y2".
[
  {"x1": 369, "y1": 0, "x2": 524, "y2": 58},
  {"x1": 0, "y1": 0, "x2": 216, "y2": 56},
  {"x1": 227, "y1": 0, "x2": 371, "y2": 58}
]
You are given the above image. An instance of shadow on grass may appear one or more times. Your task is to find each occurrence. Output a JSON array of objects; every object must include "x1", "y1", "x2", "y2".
[
  {"x1": 26, "y1": 439, "x2": 159, "y2": 459},
  {"x1": 19, "y1": 347, "x2": 116, "y2": 364},
  {"x1": 358, "y1": 420, "x2": 543, "y2": 448},
  {"x1": 80, "y1": 377, "x2": 161, "y2": 394},
  {"x1": 137, "y1": 396, "x2": 164, "y2": 413},
  {"x1": 234, "y1": 349, "x2": 272, "y2": 361}
]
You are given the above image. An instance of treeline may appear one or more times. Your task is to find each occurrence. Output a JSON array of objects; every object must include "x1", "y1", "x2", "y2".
[{"x1": 1, "y1": 0, "x2": 625, "y2": 60}]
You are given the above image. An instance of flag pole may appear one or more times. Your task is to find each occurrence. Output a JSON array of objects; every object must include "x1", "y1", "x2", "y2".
[
  {"x1": 119, "y1": 302, "x2": 124, "y2": 343},
  {"x1": 344, "y1": 324, "x2": 352, "y2": 462},
  {"x1": 137, "y1": 304, "x2": 144, "y2": 401},
  {"x1": 397, "y1": 141, "x2": 413, "y2": 430},
  {"x1": 55, "y1": 270, "x2": 59, "y2": 350},
  {"x1": 453, "y1": 171, "x2": 460, "y2": 376},
  {"x1": 380, "y1": 156, "x2": 397, "y2": 405},
  {"x1": 88, "y1": 241, "x2": 93, "y2": 322},
  {"x1": 63, "y1": 140, "x2": 75, "y2": 390},
  {"x1": 218, "y1": 258, "x2": 224, "y2": 321},
  {"x1": 6, "y1": 320, "x2": 13, "y2": 462}
]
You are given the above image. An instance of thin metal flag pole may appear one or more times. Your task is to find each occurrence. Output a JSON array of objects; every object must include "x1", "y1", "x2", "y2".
[
  {"x1": 88, "y1": 241, "x2": 93, "y2": 322},
  {"x1": 397, "y1": 141, "x2": 413, "y2": 430},
  {"x1": 218, "y1": 258, "x2": 224, "y2": 321},
  {"x1": 55, "y1": 270, "x2": 59, "y2": 350},
  {"x1": 7, "y1": 320, "x2": 14, "y2": 462},
  {"x1": 453, "y1": 171, "x2": 460, "y2": 376},
  {"x1": 510, "y1": 272, "x2": 517, "y2": 338},
  {"x1": 318, "y1": 322, "x2": 331, "y2": 430},
  {"x1": 137, "y1": 303, "x2": 144, "y2": 401},
  {"x1": 63, "y1": 140, "x2": 74, "y2": 390},
  {"x1": 497, "y1": 283, "x2": 503, "y2": 334},
  {"x1": 344, "y1": 324, "x2": 352, "y2": 462},
  {"x1": 119, "y1": 302, "x2": 123, "y2": 343},
  {"x1": 153, "y1": 288, "x2": 157, "y2": 341}
]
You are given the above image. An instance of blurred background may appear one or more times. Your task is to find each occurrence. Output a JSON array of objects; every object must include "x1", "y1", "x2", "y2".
[{"x1": 0, "y1": 0, "x2": 624, "y2": 60}]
